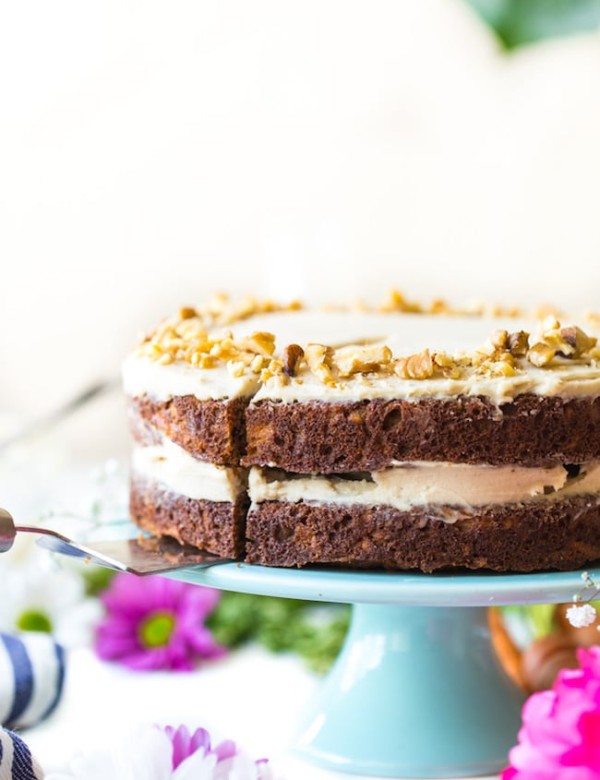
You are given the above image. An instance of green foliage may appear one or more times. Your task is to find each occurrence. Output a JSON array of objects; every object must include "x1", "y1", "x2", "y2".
[
  {"x1": 206, "y1": 592, "x2": 350, "y2": 673},
  {"x1": 83, "y1": 565, "x2": 116, "y2": 597},
  {"x1": 466, "y1": 0, "x2": 600, "y2": 49},
  {"x1": 501, "y1": 603, "x2": 556, "y2": 645}
]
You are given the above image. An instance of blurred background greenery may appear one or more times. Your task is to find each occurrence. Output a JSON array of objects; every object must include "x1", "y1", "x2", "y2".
[{"x1": 467, "y1": 0, "x2": 600, "y2": 48}]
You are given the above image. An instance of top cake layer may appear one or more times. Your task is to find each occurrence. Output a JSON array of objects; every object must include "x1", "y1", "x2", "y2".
[{"x1": 123, "y1": 296, "x2": 600, "y2": 469}]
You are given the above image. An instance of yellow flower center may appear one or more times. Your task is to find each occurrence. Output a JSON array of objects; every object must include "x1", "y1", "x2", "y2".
[
  {"x1": 139, "y1": 611, "x2": 176, "y2": 648},
  {"x1": 17, "y1": 609, "x2": 53, "y2": 633}
]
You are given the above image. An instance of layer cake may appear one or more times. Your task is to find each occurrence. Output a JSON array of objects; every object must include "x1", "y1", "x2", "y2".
[{"x1": 123, "y1": 295, "x2": 600, "y2": 571}]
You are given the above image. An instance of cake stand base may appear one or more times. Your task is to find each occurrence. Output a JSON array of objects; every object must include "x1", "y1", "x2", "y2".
[
  {"x1": 170, "y1": 564, "x2": 591, "y2": 778},
  {"x1": 295, "y1": 604, "x2": 524, "y2": 778}
]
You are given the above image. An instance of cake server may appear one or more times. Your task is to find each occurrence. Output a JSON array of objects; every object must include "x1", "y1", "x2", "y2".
[{"x1": 0, "y1": 507, "x2": 231, "y2": 575}]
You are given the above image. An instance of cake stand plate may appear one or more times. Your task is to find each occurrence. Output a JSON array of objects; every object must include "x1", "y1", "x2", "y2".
[{"x1": 169, "y1": 564, "x2": 593, "y2": 778}]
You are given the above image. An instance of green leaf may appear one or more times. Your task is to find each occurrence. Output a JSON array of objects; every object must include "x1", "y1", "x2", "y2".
[
  {"x1": 206, "y1": 592, "x2": 349, "y2": 673},
  {"x1": 465, "y1": 0, "x2": 600, "y2": 49}
]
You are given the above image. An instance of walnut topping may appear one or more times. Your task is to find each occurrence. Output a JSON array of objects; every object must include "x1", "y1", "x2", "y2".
[
  {"x1": 196, "y1": 294, "x2": 303, "y2": 327},
  {"x1": 179, "y1": 306, "x2": 198, "y2": 320},
  {"x1": 379, "y1": 289, "x2": 423, "y2": 314},
  {"x1": 260, "y1": 358, "x2": 287, "y2": 384},
  {"x1": 529, "y1": 319, "x2": 597, "y2": 365},
  {"x1": 136, "y1": 296, "x2": 600, "y2": 389},
  {"x1": 138, "y1": 315, "x2": 279, "y2": 375},
  {"x1": 432, "y1": 351, "x2": 462, "y2": 378},
  {"x1": 508, "y1": 331, "x2": 529, "y2": 357},
  {"x1": 485, "y1": 329, "x2": 508, "y2": 350},
  {"x1": 394, "y1": 349, "x2": 434, "y2": 379},
  {"x1": 334, "y1": 344, "x2": 392, "y2": 377},
  {"x1": 477, "y1": 356, "x2": 517, "y2": 378},
  {"x1": 557, "y1": 326, "x2": 597, "y2": 358},
  {"x1": 304, "y1": 344, "x2": 336, "y2": 385},
  {"x1": 527, "y1": 343, "x2": 556, "y2": 368},
  {"x1": 236, "y1": 332, "x2": 276, "y2": 358},
  {"x1": 282, "y1": 344, "x2": 305, "y2": 377}
]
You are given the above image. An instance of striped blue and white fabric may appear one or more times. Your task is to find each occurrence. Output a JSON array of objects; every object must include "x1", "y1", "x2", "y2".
[
  {"x1": 0, "y1": 729, "x2": 43, "y2": 780},
  {"x1": 0, "y1": 633, "x2": 65, "y2": 731}
]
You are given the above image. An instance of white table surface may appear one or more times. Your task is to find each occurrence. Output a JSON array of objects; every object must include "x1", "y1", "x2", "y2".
[{"x1": 25, "y1": 643, "x2": 500, "y2": 780}]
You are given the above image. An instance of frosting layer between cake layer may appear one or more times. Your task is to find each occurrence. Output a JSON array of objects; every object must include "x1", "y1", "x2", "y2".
[{"x1": 131, "y1": 436, "x2": 600, "y2": 514}]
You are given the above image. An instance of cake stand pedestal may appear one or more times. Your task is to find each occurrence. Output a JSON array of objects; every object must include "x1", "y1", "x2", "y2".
[{"x1": 170, "y1": 564, "x2": 591, "y2": 778}]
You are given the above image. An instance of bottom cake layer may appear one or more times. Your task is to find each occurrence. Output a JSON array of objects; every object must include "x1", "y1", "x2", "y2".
[
  {"x1": 245, "y1": 498, "x2": 600, "y2": 573},
  {"x1": 130, "y1": 476, "x2": 248, "y2": 558}
]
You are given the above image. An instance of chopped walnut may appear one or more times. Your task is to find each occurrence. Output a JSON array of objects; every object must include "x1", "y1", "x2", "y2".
[
  {"x1": 490, "y1": 330, "x2": 510, "y2": 350},
  {"x1": 379, "y1": 289, "x2": 423, "y2": 314},
  {"x1": 557, "y1": 326, "x2": 597, "y2": 358},
  {"x1": 304, "y1": 344, "x2": 336, "y2": 384},
  {"x1": 260, "y1": 359, "x2": 287, "y2": 384},
  {"x1": 508, "y1": 331, "x2": 529, "y2": 357},
  {"x1": 236, "y1": 331, "x2": 276, "y2": 358},
  {"x1": 282, "y1": 344, "x2": 305, "y2": 377},
  {"x1": 250, "y1": 354, "x2": 267, "y2": 373},
  {"x1": 334, "y1": 344, "x2": 392, "y2": 377},
  {"x1": 432, "y1": 351, "x2": 462, "y2": 379},
  {"x1": 394, "y1": 349, "x2": 434, "y2": 379},
  {"x1": 477, "y1": 357, "x2": 517, "y2": 378},
  {"x1": 527, "y1": 343, "x2": 556, "y2": 367},
  {"x1": 179, "y1": 306, "x2": 198, "y2": 320},
  {"x1": 534, "y1": 319, "x2": 597, "y2": 360}
]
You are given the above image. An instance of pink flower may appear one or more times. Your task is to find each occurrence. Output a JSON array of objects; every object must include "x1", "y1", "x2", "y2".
[
  {"x1": 165, "y1": 725, "x2": 237, "y2": 769},
  {"x1": 95, "y1": 574, "x2": 226, "y2": 671},
  {"x1": 45, "y1": 723, "x2": 277, "y2": 779},
  {"x1": 502, "y1": 646, "x2": 600, "y2": 779}
]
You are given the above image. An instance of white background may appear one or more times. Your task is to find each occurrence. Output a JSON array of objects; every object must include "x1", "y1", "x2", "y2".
[{"x1": 1, "y1": 0, "x2": 600, "y2": 449}]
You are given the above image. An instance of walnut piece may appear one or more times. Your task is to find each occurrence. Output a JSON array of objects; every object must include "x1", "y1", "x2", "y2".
[
  {"x1": 508, "y1": 331, "x2": 529, "y2": 357},
  {"x1": 558, "y1": 326, "x2": 597, "y2": 358},
  {"x1": 394, "y1": 349, "x2": 434, "y2": 379},
  {"x1": 490, "y1": 330, "x2": 510, "y2": 350},
  {"x1": 334, "y1": 344, "x2": 392, "y2": 377},
  {"x1": 236, "y1": 332, "x2": 276, "y2": 358},
  {"x1": 179, "y1": 306, "x2": 198, "y2": 320},
  {"x1": 527, "y1": 343, "x2": 556, "y2": 367},
  {"x1": 304, "y1": 344, "x2": 336, "y2": 384},
  {"x1": 282, "y1": 344, "x2": 305, "y2": 377}
]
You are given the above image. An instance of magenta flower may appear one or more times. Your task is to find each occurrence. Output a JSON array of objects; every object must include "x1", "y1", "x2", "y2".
[
  {"x1": 502, "y1": 645, "x2": 600, "y2": 779},
  {"x1": 95, "y1": 574, "x2": 226, "y2": 671},
  {"x1": 165, "y1": 725, "x2": 237, "y2": 769}
]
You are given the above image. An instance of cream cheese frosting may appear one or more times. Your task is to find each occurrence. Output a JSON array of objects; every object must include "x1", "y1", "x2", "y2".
[
  {"x1": 130, "y1": 435, "x2": 600, "y2": 518},
  {"x1": 249, "y1": 461, "x2": 600, "y2": 514},
  {"x1": 131, "y1": 439, "x2": 247, "y2": 502},
  {"x1": 123, "y1": 309, "x2": 600, "y2": 403}
]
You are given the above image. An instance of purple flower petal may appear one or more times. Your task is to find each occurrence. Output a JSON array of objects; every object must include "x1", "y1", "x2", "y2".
[
  {"x1": 94, "y1": 573, "x2": 225, "y2": 671},
  {"x1": 213, "y1": 739, "x2": 238, "y2": 762}
]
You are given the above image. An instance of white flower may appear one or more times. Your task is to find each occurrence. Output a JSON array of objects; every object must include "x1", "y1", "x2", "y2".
[
  {"x1": 566, "y1": 603, "x2": 598, "y2": 629},
  {"x1": 0, "y1": 536, "x2": 102, "y2": 648},
  {"x1": 45, "y1": 725, "x2": 279, "y2": 780}
]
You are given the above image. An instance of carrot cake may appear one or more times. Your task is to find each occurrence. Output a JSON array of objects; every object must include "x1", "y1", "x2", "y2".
[{"x1": 122, "y1": 295, "x2": 600, "y2": 571}]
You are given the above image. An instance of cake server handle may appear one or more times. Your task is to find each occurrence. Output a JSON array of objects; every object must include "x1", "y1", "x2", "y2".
[{"x1": 0, "y1": 507, "x2": 232, "y2": 575}]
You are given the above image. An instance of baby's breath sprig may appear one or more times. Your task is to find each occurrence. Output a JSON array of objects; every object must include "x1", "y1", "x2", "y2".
[{"x1": 566, "y1": 572, "x2": 600, "y2": 630}]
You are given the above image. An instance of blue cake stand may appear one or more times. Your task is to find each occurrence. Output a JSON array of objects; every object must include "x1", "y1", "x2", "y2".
[{"x1": 170, "y1": 564, "x2": 592, "y2": 778}]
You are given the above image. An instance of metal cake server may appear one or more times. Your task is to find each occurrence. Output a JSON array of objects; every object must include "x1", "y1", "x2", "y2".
[{"x1": 0, "y1": 507, "x2": 231, "y2": 575}]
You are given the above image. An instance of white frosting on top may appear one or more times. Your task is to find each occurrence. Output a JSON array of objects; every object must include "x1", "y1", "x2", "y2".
[
  {"x1": 131, "y1": 440, "x2": 246, "y2": 502},
  {"x1": 123, "y1": 354, "x2": 261, "y2": 402},
  {"x1": 123, "y1": 310, "x2": 600, "y2": 403},
  {"x1": 249, "y1": 461, "x2": 600, "y2": 513}
]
